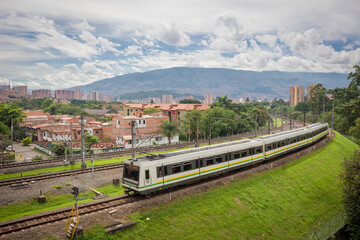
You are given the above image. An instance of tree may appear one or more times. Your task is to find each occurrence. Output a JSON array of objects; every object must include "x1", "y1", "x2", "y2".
[
  {"x1": 0, "y1": 122, "x2": 11, "y2": 136},
  {"x1": 341, "y1": 150, "x2": 360, "y2": 239},
  {"x1": 0, "y1": 102, "x2": 25, "y2": 128},
  {"x1": 179, "y1": 99, "x2": 201, "y2": 104},
  {"x1": 159, "y1": 120, "x2": 179, "y2": 145},
  {"x1": 84, "y1": 132, "x2": 100, "y2": 152},
  {"x1": 212, "y1": 96, "x2": 233, "y2": 109},
  {"x1": 294, "y1": 101, "x2": 310, "y2": 113},
  {"x1": 308, "y1": 84, "x2": 329, "y2": 114},
  {"x1": 40, "y1": 98, "x2": 53, "y2": 109},
  {"x1": 200, "y1": 107, "x2": 237, "y2": 138},
  {"x1": 143, "y1": 107, "x2": 162, "y2": 115},
  {"x1": 348, "y1": 118, "x2": 360, "y2": 140}
]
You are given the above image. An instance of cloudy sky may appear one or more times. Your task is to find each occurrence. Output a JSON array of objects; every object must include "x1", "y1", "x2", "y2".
[{"x1": 0, "y1": 0, "x2": 359, "y2": 90}]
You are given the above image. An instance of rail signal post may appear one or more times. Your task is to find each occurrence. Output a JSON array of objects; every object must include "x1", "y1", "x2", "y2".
[{"x1": 66, "y1": 185, "x2": 83, "y2": 239}]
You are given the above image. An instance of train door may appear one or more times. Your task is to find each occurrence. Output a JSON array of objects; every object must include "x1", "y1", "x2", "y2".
[{"x1": 144, "y1": 168, "x2": 151, "y2": 186}]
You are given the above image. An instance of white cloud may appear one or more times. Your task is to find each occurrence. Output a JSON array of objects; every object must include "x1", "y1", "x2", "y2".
[
  {"x1": 145, "y1": 24, "x2": 191, "y2": 47},
  {"x1": 123, "y1": 45, "x2": 143, "y2": 56}
]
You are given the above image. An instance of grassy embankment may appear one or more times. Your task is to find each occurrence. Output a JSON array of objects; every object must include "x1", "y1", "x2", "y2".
[
  {"x1": 0, "y1": 184, "x2": 124, "y2": 222},
  {"x1": 77, "y1": 132, "x2": 358, "y2": 240}
]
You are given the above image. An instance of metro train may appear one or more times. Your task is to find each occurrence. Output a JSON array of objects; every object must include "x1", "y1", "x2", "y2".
[{"x1": 122, "y1": 123, "x2": 329, "y2": 195}]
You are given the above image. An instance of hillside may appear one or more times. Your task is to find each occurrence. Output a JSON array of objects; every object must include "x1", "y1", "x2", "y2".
[
  {"x1": 71, "y1": 67, "x2": 348, "y2": 99},
  {"x1": 83, "y1": 133, "x2": 359, "y2": 239}
]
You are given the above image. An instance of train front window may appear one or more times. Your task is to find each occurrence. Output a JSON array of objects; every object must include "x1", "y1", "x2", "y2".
[{"x1": 124, "y1": 164, "x2": 139, "y2": 183}]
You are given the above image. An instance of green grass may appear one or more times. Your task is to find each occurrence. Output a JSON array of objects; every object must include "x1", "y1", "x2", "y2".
[
  {"x1": 0, "y1": 156, "x2": 127, "y2": 180},
  {"x1": 0, "y1": 184, "x2": 124, "y2": 222},
  {"x1": 78, "y1": 132, "x2": 358, "y2": 240}
]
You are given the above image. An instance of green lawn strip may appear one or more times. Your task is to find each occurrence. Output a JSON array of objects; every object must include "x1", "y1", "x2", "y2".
[
  {"x1": 80, "y1": 132, "x2": 358, "y2": 240},
  {"x1": 0, "y1": 185, "x2": 124, "y2": 222}
]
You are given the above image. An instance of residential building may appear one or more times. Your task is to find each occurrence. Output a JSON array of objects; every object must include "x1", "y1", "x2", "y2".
[
  {"x1": 0, "y1": 85, "x2": 10, "y2": 91},
  {"x1": 162, "y1": 94, "x2": 173, "y2": 104},
  {"x1": 205, "y1": 93, "x2": 213, "y2": 104},
  {"x1": 123, "y1": 103, "x2": 211, "y2": 125},
  {"x1": 89, "y1": 91, "x2": 99, "y2": 101},
  {"x1": 32, "y1": 89, "x2": 51, "y2": 99},
  {"x1": 74, "y1": 88, "x2": 83, "y2": 100},
  {"x1": 307, "y1": 84, "x2": 316, "y2": 100},
  {"x1": 289, "y1": 85, "x2": 305, "y2": 107},
  {"x1": 55, "y1": 89, "x2": 75, "y2": 100},
  {"x1": 13, "y1": 85, "x2": 28, "y2": 97},
  {"x1": 107, "y1": 113, "x2": 178, "y2": 148}
]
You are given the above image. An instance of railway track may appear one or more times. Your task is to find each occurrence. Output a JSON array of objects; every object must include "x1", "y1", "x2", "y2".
[
  {"x1": 0, "y1": 194, "x2": 139, "y2": 236},
  {"x1": 1, "y1": 124, "x2": 294, "y2": 170},
  {"x1": 0, "y1": 163, "x2": 124, "y2": 187}
]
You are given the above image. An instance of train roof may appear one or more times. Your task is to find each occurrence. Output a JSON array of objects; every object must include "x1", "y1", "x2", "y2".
[{"x1": 125, "y1": 123, "x2": 328, "y2": 165}]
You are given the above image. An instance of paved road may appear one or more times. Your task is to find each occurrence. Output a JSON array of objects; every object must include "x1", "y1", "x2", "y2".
[{"x1": 13, "y1": 142, "x2": 48, "y2": 163}]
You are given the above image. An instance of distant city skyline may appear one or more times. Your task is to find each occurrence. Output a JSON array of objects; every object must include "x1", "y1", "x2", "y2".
[{"x1": 0, "y1": 0, "x2": 359, "y2": 90}]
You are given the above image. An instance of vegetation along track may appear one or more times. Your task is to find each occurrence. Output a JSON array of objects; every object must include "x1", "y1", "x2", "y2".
[
  {"x1": 0, "y1": 163, "x2": 124, "y2": 187},
  {"x1": 0, "y1": 195, "x2": 139, "y2": 236},
  {"x1": 0, "y1": 123, "x2": 296, "y2": 170}
]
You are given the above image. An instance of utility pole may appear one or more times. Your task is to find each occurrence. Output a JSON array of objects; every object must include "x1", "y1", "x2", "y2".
[
  {"x1": 289, "y1": 111, "x2": 292, "y2": 130},
  {"x1": 254, "y1": 113, "x2": 257, "y2": 137},
  {"x1": 130, "y1": 120, "x2": 136, "y2": 159},
  {"x1": 268, "y1": 117, "x2": 271, "y2": 135},
  {"x1": 196, "y1": 116, "x2": 199, "y2": 147},
  {"x1": 70, "y1": 122, "x2": 74, "y2": 165},
  {"x1": 80, "y1": 116, "x2": 86, "y2": 169},
  {"x1": 322, "y1": 104, "x2": 325, "y2": 123},
  {"x1": 208, "y1": 116, "x2": 212, "y2": 146},
  {"x1": 331, "y1": 103, "x2": 334, "y2": 129},
  {"x1": 11, "y1": 117, "x2": 13, "y2": 152},
  {"x1": 303, "y1": 112, "x2": 306, "y2": 127},
  {"x1": 188, "y1": 119, "x2": 190, "y2": 142},
  {"x1": 280, "y1": 114, "x2": 283, "y2": 131}
]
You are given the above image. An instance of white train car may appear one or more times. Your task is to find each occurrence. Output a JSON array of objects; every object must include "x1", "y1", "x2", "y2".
[{"x1": 122, "y1": 123, "x2": 329, "y2": 195}]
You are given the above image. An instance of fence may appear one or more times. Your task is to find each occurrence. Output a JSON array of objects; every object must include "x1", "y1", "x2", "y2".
[{"x1": 297, "y1": 212, "x2": 347, "y2": 240}]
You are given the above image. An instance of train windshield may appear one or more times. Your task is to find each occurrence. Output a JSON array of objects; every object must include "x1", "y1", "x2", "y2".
[{"x1": 123, "y1": 164, "x2": 139, "y2": 183}]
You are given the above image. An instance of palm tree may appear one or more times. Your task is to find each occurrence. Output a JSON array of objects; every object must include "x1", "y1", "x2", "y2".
[{"x1": 160, "y1": 120, "x2": 179, "y2": 145}]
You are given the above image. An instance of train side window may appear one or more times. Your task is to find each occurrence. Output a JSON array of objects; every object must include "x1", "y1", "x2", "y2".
[
  {"x1": 206, "y1": 158, "x2": 214, "y2": 166},
  {"x1": 172, "y1": 164, "x2": 181, "y2": 174},
  {"x1": 234, "y1": 152, "x2": 240, "y2": 159},
  {"x1": 195, "y1": 159, "x2": 199, "y2": 168},
  {"x1": 184, "y1": 162, "x2": 192, "y2": 171},
  {"x1": 164, "y1": 165, "x2": 168, "y2": 176},
  {"x1": 256, "y1": 147, "x2": 262, "y2": 154},
  {"x1": 157, "y1": 167, "x2": 162, "y2": 178},
  {"x1": 145, "y1": 170, "x2": 150, "y2": 180},
  {"x1": 277, "y1": 142, "x2": 281, "y2": 148},
  {"x1": 215, "y1": 156, "x2": 222, "y2": 163},
  {"x1": 266, "y1": 144, "x2": 272, "y2": 151},
  {"x1": 273, "y1": 143, "x2": 277, "y2": 149},
  {"x1": 241, "y1": 150, "x2": 248, "y2": 157}
]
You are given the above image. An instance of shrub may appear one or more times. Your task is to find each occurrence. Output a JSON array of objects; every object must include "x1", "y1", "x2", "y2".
[
  {"x1": 32, "y1": 155, "x2": 43, "y2": 161},
  {"x1": 54, "y1": 185, "x2": 63, "y2": 189},
  {"x1": 66, "y1": 183, "x2": 71, "y2": 186},
  {"x1": 22, "y1": 137, "x2": 31, "y2": 146}
]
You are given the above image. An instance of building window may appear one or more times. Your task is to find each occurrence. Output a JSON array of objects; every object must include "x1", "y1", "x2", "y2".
[
  {"x1": 155, "y1": 137, "x2": 162, "y2": 141},
  {"x1": 143, "y1": 120, "x2": 146, "y2": 124},
  {"x1": 164, "y1": 111, "x2": 167, "y2": 115},
  {"x1": 95, "y1": 130, "x2": 99, "y2": 134},
  {"x1": 77, "y1": 131, "x2": 80, "y2": 134}
]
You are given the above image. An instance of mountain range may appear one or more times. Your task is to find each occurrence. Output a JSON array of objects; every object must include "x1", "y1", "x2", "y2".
[{"x1": 71, "y1": 67, "x2": 349, "y2": 100}]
